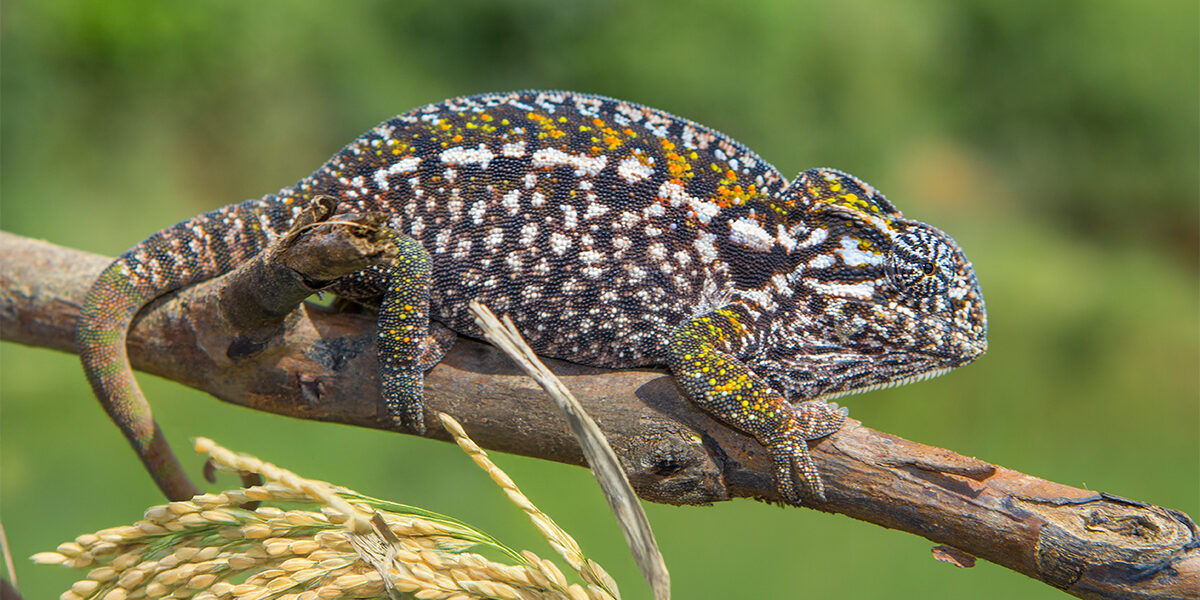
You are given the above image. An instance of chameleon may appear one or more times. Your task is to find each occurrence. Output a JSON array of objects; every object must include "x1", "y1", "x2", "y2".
[{"x1": 76, "y1": 90, "x2": 987, "y2": 504}]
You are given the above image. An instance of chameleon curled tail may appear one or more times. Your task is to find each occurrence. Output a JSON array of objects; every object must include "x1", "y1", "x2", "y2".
[{"x1": 76, "y1": 199, "x2": 281, "y2": 500}]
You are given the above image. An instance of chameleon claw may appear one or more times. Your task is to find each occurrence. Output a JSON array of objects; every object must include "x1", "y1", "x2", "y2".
[
  {"x1": 792, "y1": 440, "x2": 826, "y2": 502},
  {"x1": 765, "y1": 427, "x2": 827, "y2": 504},
  {"x1": 382, "y1": 368, "x2": 427, "y2": 434}
]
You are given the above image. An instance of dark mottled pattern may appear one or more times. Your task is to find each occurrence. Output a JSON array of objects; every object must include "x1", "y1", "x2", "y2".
[{"x1": 78, "y1": 90, "x2": 987, "y2": 502}]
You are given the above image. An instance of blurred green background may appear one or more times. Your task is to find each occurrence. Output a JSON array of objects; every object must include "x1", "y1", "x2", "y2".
[{"x1": 2, "y1": 1, "x2": 1196, "y2": 598}]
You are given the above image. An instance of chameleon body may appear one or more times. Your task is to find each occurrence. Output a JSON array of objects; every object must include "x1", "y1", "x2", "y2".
[{"x1": 77, "y1": 90, "x2": 987, "y2": 503}]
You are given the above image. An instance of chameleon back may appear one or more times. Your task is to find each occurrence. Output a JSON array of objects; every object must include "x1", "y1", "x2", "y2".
[{"x1": 285, "y1": 91, "x2": 794, "y2": 367}]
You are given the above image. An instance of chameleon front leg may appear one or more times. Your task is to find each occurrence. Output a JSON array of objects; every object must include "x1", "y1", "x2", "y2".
[
  {"x1": 667, "y1": 307, "x2": 846, "y2": 503},
  {"x1": 376, "y1": 233, "x2": 451, "y2": 434}
]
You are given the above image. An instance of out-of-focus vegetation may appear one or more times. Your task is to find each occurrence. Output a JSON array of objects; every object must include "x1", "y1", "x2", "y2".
[{"x1": 2, "y1": 1, "x2": 1195, "y2": 599}]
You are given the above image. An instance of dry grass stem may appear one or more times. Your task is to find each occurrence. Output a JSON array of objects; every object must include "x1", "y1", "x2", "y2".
[
  {"x1": 467, "y1": 301, "x2": 668, "y2": 600},
  {"x1": 34, "y1": 433, "x2": 622, "y2": 600}
]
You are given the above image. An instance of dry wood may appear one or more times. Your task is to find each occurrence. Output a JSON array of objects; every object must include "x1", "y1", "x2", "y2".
[{"x1": 0, "y1": 229, "x2": 1195, "y2": 600}]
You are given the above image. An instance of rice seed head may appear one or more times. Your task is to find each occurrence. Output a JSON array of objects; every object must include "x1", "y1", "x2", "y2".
[{"x1": 37, "y1": 434, "x2": 624, "y2": 600}]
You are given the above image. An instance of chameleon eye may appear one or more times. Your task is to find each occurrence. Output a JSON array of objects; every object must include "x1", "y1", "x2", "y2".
[{"x1": 886, "y1": 228, "x2": 953, "y2": 302}]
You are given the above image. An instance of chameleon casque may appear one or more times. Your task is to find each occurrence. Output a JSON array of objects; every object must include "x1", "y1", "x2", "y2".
[{"x1": 77, "y1": 90, "x2": 987, "y2": 503}]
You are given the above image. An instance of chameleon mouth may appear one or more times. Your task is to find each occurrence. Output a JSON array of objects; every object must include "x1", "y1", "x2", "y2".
[{"x1": 814, "y1": 366, "x2": 955, "y2": 403}]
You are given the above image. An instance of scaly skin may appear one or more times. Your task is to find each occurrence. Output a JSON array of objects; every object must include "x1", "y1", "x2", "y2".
[{"x1": 77, "y1": 90, "x2": 988, "y2": 502}]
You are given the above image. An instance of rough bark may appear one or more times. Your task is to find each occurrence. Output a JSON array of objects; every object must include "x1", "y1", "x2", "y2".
[{"x1": 0, "y1": 228, "x2": 1195, "y2": 600}]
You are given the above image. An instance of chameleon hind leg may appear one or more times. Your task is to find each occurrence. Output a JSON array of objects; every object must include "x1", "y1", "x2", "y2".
[
  {"x1": 667, "y1": 307, "x2": 846, "y2": 503},
  {"x1": 375, "y1": 233, "x2": 453, "y2": 434}
]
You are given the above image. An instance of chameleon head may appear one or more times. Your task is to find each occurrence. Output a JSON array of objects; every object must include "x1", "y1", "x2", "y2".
[{"x1": 754, "y1": 168, "x2": 987, "y2": 401}]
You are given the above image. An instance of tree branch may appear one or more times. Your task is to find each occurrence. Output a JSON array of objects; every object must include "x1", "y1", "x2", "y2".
[{"x1": 0, "y1": 229, "x2": 1195, "y2": 600}]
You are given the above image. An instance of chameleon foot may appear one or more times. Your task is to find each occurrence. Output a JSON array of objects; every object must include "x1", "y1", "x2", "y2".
[
  {"x1": 765, "y1": 401, "x2": 847, "y2": 503},
  {"x1": 381, "y1": 365, "x2": 426, "y2": 434}
]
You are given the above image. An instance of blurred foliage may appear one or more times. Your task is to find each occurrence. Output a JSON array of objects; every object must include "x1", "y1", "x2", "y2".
[{"x1": 1, "y1": 1, "x2": 1196, "y2": 599}]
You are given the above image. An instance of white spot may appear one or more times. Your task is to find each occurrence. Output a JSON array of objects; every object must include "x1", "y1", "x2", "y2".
[
  {"x1": 643, "y1": 203, "x2": 666, "y2": 219},
  {"x1": 810, "y1": 280, "x2": 877, "y2": 299},
  {"x1": 796, "y1": 227, "x2": 829, "y2": 248},
  {"x1": 441, "y1": 144, "x2": 495, "y2": 169},
  {"x1": 524, "y1": 173, "x2": 537, "y2": 188},
  {"x1": 560, "y1": 204, "x2": 578, "y2": 230},
  {"x1": 519, "y1": 222, "x2": 539, "y2": 246},
  {"x1": 728, "y1": 217, "x2": 775, "y2": 251},
  {"x1": 617, "y1": 157, "x2": 654, "y2": 183},
  {"x1": 584, "y1": 202, "x2": 609, "y2": 219},
  {"x1": 501, "y1": 190, "x2": 521, "y2": 214},
  {"x1": 549, "y1": 232, "x2": 572, "y2": 255},
  {"x1": 453, "y1": 239, "x2": 472, "y2": 260},
  {"x1": 501, "y1": 141, "x2": 526, "y2": 157},
  {"x1": 658, "y1": 181, "x2": 718, "y2": 224},
  {"x1": 506, "y1": 253, "x2": 522, "y2": 271},
  {"x1": 810, "y1": 254, "x2": 835, "y2": 268},
  {"x1": 530, "y1": 191, "x2": 546, "y2": 207},
  {"x1": 693, "y1": 232, "x2": 719, "y2": 264},
  {"x1": 625, "y1": 263, "x2": 647, "y2": 282},
  {"x1": 618, "y1": 211, "x2": 640, "y2": 229},
  {"x1": 612, "y1": 236, "x2": 631, "y2": 251},
  {"x1": 469, "y1": 200, "x2": 488, "y2": 225},
  {"x1": 582, "y1": 266, "x2": 604, "y2": 279},
  {"x1": 645, "y1": 225, "x2": 663, "y2": 237},
  {"x1": 648, "y1": 242, "x2": 666, "y2": 260},
  {"x1": 373, "y1": 156, "x2": 421, "y2": 190},
  {"x1": 836, "y1": 237, "x2": 883, "y2": 266},
  {"x1": 776, "y1": 224, "x2": 798, "y2": 252},
  {"x1": 579, "y1": 249, "x2": 603, "y2": 265},
  {"x1": 434, "y1": 230, "x2": 451, "y2": 253},
  {"x1": 409, "y1": 217, "x2": 425, "y2": 237},
  {"x1": 532, "y1": 148, "x2": 608, "y2": 176},
  {"x1": 675, "y1": 250, "x2": 692, "y2": 266},
  {"x1": 484, "y1": 227, "x2": 505, "y2": 249},
  {"x1": 771, "y1": 273, "x2": 792, "y2": 295},
  {"x1": 444, "y1": 168, "x2": 457, "y2": 183}
]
